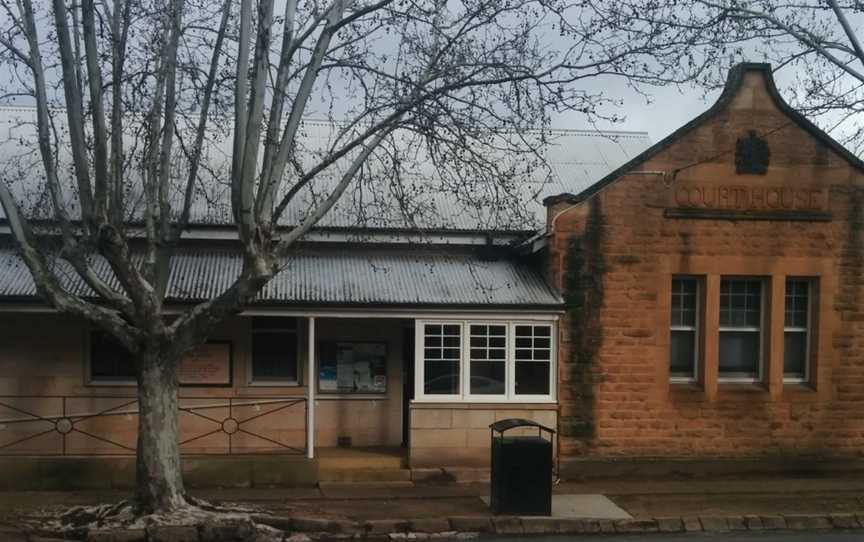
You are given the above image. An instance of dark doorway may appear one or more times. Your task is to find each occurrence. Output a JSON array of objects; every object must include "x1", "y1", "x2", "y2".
[{"x1": 401, "y1": 322, "x2": 415, "y2": 447}]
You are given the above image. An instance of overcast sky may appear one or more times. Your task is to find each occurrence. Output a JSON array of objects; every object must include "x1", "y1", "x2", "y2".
[{"x1": 552, "y1": 82, "x2": 721, "y2": 143}]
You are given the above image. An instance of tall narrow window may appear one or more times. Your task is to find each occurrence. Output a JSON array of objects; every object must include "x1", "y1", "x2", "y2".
[
  {"x1": 423, "y1": 323, "x2": 461, "y2": 395},
  {"x1": 514, "y1": 324, "x2": 552, "y2": 396},
  {"x1": 670, "y1": 277, "x2": 699, "y2": 381},
  {"x1": 784, "y1": 278, "x2": 812, "y2": 382},
  {"x1": 469, "y1": 324, "x2": 506, "y2": 395},
  {"x1": 251, "y1": 317, "x2": 299, "y2": 384},
  {"x1": 719, "y1": 278, "x2": 763, "y2": 381}
]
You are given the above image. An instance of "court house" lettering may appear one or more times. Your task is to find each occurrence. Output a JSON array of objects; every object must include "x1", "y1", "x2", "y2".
[{"x1": 673, "y1": 186, "x2": 826, "y2": 211}]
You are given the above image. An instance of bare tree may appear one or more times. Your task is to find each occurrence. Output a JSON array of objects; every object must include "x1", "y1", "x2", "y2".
[
  {"x1": 608, "y1": 1, "x2": 864, "y2": 153},
  {"x1": 0, "y1": 0, "x2": 706, "y2": 515}
]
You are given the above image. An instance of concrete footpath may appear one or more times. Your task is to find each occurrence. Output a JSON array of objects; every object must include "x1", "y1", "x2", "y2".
[{"x1": 7, "y1": 475, "x2": 864, "y2": 541}]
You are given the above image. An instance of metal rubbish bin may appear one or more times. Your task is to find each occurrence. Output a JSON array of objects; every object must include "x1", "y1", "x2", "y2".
[{"x1": 489, "y1": 418, "x2": 555, "y2": 516}]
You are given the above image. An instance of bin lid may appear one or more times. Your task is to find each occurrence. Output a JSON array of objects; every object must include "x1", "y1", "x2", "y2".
[{"x1": 489, "y1": 418, "x2": 555, "y2": 434}]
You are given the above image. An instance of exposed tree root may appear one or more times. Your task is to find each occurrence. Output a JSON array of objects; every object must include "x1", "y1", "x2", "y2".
[{"x1": 20, "y1": 497, "x2": 270, "y2": 538}]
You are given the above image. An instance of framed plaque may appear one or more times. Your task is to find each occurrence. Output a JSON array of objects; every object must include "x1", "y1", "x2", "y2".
[{"x1": 179, "y1": 341, "x2": 233, "y2": 387}]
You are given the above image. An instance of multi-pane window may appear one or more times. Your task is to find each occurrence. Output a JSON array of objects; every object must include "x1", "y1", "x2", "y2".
[
  {"x1": 514, "y1": 325, "x2": 552, "y2": 396},
  {"x1": 670, "y1": 278, "x2": 699, "y2": 381},
  {"x1": 423, "y1": 323, "x2": 462, "y2": 395},
  {"x1": 251, "y1": 317, "x2": 299, "y2": 384},
  {"x1": 89, "y1": 331, "x2": 135, "y2": 383},
  {"x1": 719, "y1": 278, "x2": 763, "y2": 380},
  {"x1": 418, "y1": 321, "x2": 555, "y2": 401},
  {"x1": 469, "y1": 324, "x2": 506, "y2": 395},
  {"x1": 784, "y1": 279, "x2": 811, "y2": 382}
]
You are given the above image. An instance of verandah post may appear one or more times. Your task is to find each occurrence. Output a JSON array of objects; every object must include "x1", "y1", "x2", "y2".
[{"x1": 307, "y1": 316, "x2": 315, "y2": 459}]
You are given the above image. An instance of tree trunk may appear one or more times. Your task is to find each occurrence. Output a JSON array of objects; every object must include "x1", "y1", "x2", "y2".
[{"x1": 135, "y1": 349, "x2": 188, "y2": 514}]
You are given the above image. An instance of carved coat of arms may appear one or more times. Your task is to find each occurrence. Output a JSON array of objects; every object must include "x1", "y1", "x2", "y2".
[{"x1": 735, "y1": 130, "x2": 770, "y2": 175}]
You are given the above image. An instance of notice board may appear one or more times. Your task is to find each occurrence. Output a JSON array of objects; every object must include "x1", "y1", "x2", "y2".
[
  {"x1": 319, "y1": 341, "x2": 387, "y2": 393},
  {"x1": 179, "y1": 341, "x2": 233, "y2": 386}
]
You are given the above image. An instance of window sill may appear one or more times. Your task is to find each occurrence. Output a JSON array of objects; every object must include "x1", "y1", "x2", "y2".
[
  {"x1": 247, "y1": 381, "x2": 301, "y2": 387},
  {"x1": 411, "y1": 401, "x2": 557, "y2": 409},
  {"x1": 86, "y1": 380, "x2": 135, "y2": 387}
]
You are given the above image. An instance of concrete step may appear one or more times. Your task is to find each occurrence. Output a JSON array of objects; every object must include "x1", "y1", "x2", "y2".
[
  {"x1": 318, "y1": 467, "x2": 413, "y2": 483},
  {"x1": 317, "y1": 447, "x2": 407, "y2": 470}
]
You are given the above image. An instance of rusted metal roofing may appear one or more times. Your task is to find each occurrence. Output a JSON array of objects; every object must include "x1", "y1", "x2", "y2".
[{"x1": 0, "y1": 246, "x2": 562, "y2": 308}]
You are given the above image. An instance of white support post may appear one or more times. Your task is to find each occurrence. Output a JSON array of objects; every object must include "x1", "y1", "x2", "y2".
[{"x1": 307, "y1": 316, "x2": 316, "y2": 459}]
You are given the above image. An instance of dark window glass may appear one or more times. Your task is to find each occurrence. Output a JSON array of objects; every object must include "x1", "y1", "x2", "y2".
[
  {"x1": 670, "y1": 278, "x2": 699, "y2": 379},
  {"x1": 719, "y1": 330, "x2": 760, "y2": 377},
  {"x1": 720, "y1": 279, "x2": 762, "y2": 327},
  {"x1": 719, "y1": 278, "x2": 762, "y2": 379},
  {"x1": 469, "y1": 324, "x2": 506, "y2": 395},
  {"x1": 424, "y1": 361, "x2": 459, "y2": 394},
  {"x1": 785, "y1": 279, "x2": 810, "y2": 328},
  {"x1": 251, "y1": 318, "x2": 298, "y2": 382},
  {"x1": 671, "y1": 278, "x2": 698, "y2": 327},
  {"x1": 424, "y1": 324, "x2": 460, "y2": 394},
  {"x1": 670, "y1": 330, "x2": 696, "y2": 376},
  {"x1": 90, "y1": 331, "x2": 135, "y2": 382},
  {"x1": 784, "y1": 279, "x2": 811, "y2": 380},
  {"x1": 515, "y1": 362, "x2": 550, "y2": 395},
  {"x1": 784, "y1": 332, "x2": 807, "y2": 379},
  {"x1": 252, "y1": 331, "x2": 298, "y2": 381},
  {"x1": 514, "y1": 325, "x2": 552, "y2": 395}
]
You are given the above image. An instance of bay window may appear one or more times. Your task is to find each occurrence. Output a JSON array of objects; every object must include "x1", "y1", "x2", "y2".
[
  {"x1": 417, "y1": 319, "x2": 555, "y2": 402},
  {"x1": 784, "y1": 278, "x2": 812, "y2": 382},
  {"x1": 719, "y1": 278, "x2": 764, "y2": 381}
]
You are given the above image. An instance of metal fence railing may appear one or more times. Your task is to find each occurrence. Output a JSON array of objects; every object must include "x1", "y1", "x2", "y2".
[{"x1": 0, "y1": 395, "x2": 307, "y2": 456}]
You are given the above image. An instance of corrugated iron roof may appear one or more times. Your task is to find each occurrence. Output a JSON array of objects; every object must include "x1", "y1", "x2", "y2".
[
  {"x1": 0, "y1": 246, "x2": 562, "y2": 308},
  {"x1": 0, "y1": 108, "x2": 651, "y2": 232}
]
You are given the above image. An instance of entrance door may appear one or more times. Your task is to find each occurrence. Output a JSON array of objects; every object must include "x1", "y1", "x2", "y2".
[{"x1": 401, "y1": 322, "x2": 414, "y2": 447}]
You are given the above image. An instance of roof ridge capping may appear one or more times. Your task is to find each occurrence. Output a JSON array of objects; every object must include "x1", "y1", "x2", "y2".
[{"x1": 542, "y1": 61, "x2": 864, "y2": 207}]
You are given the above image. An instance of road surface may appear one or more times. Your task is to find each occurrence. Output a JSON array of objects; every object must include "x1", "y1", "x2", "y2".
[{"x1": 491, "y1": 533, "x2": 864, "y2": 541}]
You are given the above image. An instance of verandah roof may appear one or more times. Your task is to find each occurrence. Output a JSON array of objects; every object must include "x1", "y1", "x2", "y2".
[{"x1": 0, "y1": 246, "x2": 562, "y2": 309}]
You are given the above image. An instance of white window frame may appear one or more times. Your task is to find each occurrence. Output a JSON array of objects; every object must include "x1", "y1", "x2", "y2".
[
  {"x1": 465, "y1": 322, "x2": 509, "y2": 401},
  {"x1": 509, "y1": 322, "x2": 557, "y2": 403},
  {"x1": 417, "y1": 321, "x2": 465, "y2": 401},
  {"x1": 718, "y1": 277, "x2": 765, "y2": 383},
  {"x1": 783, "y1": 278, "x2": 812, "y2": 384},
  {"x1": 669, "y1": 277, "x2": 700, "y2": 384},
  {"x1": 248, "y1": 317, "x2": 302, "y2": 386},
  {"x1": 415, "y1": 318, "x2": 556, "y2": 403}
]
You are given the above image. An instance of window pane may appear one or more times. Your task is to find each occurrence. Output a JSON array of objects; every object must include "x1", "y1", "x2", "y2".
[
  {"x1": 252, "y1": 332, "x2": 298, "y2": 380},
  {"x1": 424, "y1": 323, "x2": 461, "y2": 395},
  {"x1": 785, "y1": 279, "x2": 809, "y2": 328},
  {"x1": 471, "y1": 361, "x2": 505, "y2": 394},
  {"x1": 784, "y1": 332, "x2": 807, "y2": 379},
  {"x1": 719, "y1": 331, "x2": 760, "y2": 377},
  {"x1": 424, "y1": 360, "x2": 459, "y2": 394},
  {"x1": 670, "y1": 330, "x2": 695, "y2": 377},
  {"x1": 720, "y1": 278, "x2": 761, "y2": 328},
  {"x1": 469, "y1": 324, "x2": 505, "y2": 396},
  {"x1": 671, "y1": 278, "x2": 698, "y2": 327},
  {"x1": 515, "y1": 362, "x2": 550, "y2": 395},
  {"x1": 90, "y1": 332, "x2": 135, "y2": 381}
]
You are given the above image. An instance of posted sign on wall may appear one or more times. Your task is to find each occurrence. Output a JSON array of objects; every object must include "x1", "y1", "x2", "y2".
[{"x1": 179, "y1": 342, "x2": 232, "y2": 386}]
